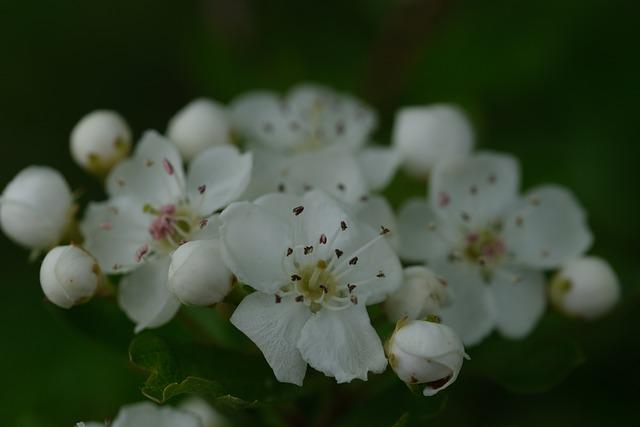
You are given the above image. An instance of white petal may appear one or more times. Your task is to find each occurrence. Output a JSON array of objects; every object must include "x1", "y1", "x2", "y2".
[
  {"x1": 430, "y1": 151, "x2": 519, "y2": 228},
  {"x1": 186, "y1": 145, "x2": 252, "y2": 215},
  {"x1": 230, "y1": 292, "x2": 310, "y2": 385},
  {"x1": 355, "y1": 194, "x2": 399, "y2": 250},
  {"x1": 490, "y1": 267, "x2": 546, "y2": 339},
  {"x1": 432, "y1": 261, "x2": 496, "y2": 346},
  {"x1": 356, "y1": 147, "x2": 401, "y2": 191},
  {"x1": 283, "y1": 148, "x2": 369, "y2": 203},
  {"x1": 112, "y1": 402, "x2": 201, "y2": 427},
  {"x1": 117, "y1": 258, "x2": 181, "y2": 333},
  {"x1": 106, "y1": 131, "x2": 185, "y2": 207},
  {"x1": 297, "y1": 305, "x2": 386, "y2": 383},
  {"x1": 80, "y1": 197, "x2": 151, "y2": 274},
  {"x1": 240, "y1": 146, "x2": 290, "y2": 199},
  {"x1": 503, "y1": 185, "x2": 592, "y2": 269},
  {"x1": 219, "y1": 201, "x2": 292, "y2": 293},
  {"x1": 397, "y1": 198, "x2": 454, "y2": 263}
]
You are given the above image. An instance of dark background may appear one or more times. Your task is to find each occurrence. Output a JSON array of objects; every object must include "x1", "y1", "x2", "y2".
[{"x1": 0, "y1": 0, "x2": 638, "y2": 425}]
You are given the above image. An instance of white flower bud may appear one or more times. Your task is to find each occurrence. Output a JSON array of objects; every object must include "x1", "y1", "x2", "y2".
[
  {"x1": 550, "y1": 256, "x2": 620, "y2": 320},
  {"x1": 70, "y1": 110, "x2": 132, "y2": 175},
  {"x1": 168, "y1": 239, "x2": 233, "y2": 306},
  {"x1": 40, "y1": 245, "x2": 100, "y2": 308},
  {"x1": 385, "y1": 266, "x2": 451, "y2": 322},
  {"x1": 392, "y1": 104, "x2": 473, "y2": 177},
  {"x1": 1, "y1": 166, "x2": 73, "y2": 249},
  {"x1": 387, "y1": 318, "x2": 467, "y2": 396},
  {"x1": 179, "y1": 397, "x2": 227, "y2": 427},
  {"x1": 167, "y1": 98, "x2": 232, "y2": 161}
]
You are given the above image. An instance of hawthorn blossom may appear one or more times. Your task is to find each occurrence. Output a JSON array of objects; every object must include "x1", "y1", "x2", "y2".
[
  {"x1": 77, "y1": 401, "x2": 202, "y2": 427},
  {"x1": 81, "y1": 131, "x2": 251, "y2": 331},
  {"x1": 398, "y1": 152, "x2": 592, "y2": 345},
  {"x1": 231, "y1": 84, "x2": 400, "y2": 202},
  {"x1": 220, "y1": 190, "x2": 402, "y2": 385}
]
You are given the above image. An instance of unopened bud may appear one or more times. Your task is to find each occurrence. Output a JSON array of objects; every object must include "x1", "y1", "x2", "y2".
[
  {"x1": 1, "y1": 166, "x2": 73, "y2": 249},
  {"x1": 167, "y1": 99, "x2": 231, "y2": 161},
  {"x1": 387, "y1": 318, "x2": 467, "y2": 396},
  {"x1": 70, "y1": 110, "x2": 132, "y2": 175},
  {"x1": 40, "y1": 245, "x2": 100, "y2": 308},
  {"x1": 386, "y1": 266, "x2": 451, "y2": 322},
  {"x1": 392, "y1": 104, "x2": 473, "y2": 178},
  {"x1": 550, "y1": 256, "x2": 620, "y2": 320},
  {"x1": 168, "y1": 239, "x2": 233, "y2": 305}
]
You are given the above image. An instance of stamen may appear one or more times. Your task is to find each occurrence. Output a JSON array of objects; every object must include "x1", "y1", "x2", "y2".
[
  {"x1": 291, "y1": 274, "x2": 302, "y2": 281},
  {"x1": 319, "y1": 234, "x2": 327, "y2": 244},
  {"x1": 380, "y1": 226, "x2": 390, "y2": 235},
  {"x1": 304, "y1": 246, "x2": 314, "y2": 255},
  {"x1": 340, "y1": 221, "x2": 347, "y2": 231},
  {"x1": 275, "y1": 295, "x2": 282, "y2": 304},
  {"x1": 286, "y1": 247, "x2": 293, "y2": 256},
  {"x1": 376, "y1": 271, "x2": 385, "y2": 278},
  {"x1": 199, "y1": 219, "x2": 208, "y2": 229},
  {"x1": 295, "y1": 295, "x2": 304, "y2": 303},
  {"x1": 336, "y1": 183, "x2": 346, "y2": 192},
  {"x1": 162, "y1": 158, "x2": 175, "y2": 175},
  {"x1": 349, "y1": 256, "x2": 358, "y2": 265},
  {"x1": 198, "y1": 184, "x2": 206, "y2": 194},
  {"x1": 135, "y1": 244, "x2": 149, "y2": 262},
  {"x1": 277, "y1": 183, "x2": 286, "y2": 192},
  {"x1": 293, "y1": 205, "x2": 304, "y2": 216},
  {"x1": 335, "y1": 249, "x2": 343, "y2": 258},
  {"x1": 347, "y1": 284, "x2": 356, "y2": 293}
]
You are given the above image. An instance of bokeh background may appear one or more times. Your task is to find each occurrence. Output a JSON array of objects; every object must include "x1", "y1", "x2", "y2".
[{"x1": 1, "y1": 0, "x2": 638, "y2": 425}]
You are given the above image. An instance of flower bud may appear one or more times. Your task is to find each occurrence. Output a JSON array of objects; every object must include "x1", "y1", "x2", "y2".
[
  {"x1": 385, "y1": 266, "x2": 451, "y2": 322},
  {"x1": 167, "y1": 99, "x2": 232, "y2": 161},
  {"x1": 550, "y1": 256, "x2": 620, "y2": 320},
  {"x1": 387, "y1": 318, "x2": 467, "y2": 396},
  {"x1": 179, "y1": 397, "x2": 227, "y2": 427},
  {"x1": 392, "y1": 104, "x2": 473, "y2": 178},
  {"x1": 168, "y1": 239, "x2": 233, "y2": 305},
  {"x1": 70, "y1": 110, "x2": 132, "y2": 175},
  {"x1": 1, "y1": 166, "x2": 73, "y2": 249},
  {"x1": 40, "y1": 245, "x2": 100, "y2": 308}
]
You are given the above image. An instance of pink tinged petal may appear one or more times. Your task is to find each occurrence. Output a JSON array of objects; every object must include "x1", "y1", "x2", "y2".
[
  {"x1": 297, "y1": 305, "x2": 387, "y2": 383},
  {"x1": 490, "y1": 267, "x2": 546, "y2": 339},
  {"x1": 503, "y1": 185, "x2": 593, "y2": 269},
  {"x1": 80, "y1": 197, "x2": 151, "y2": 274},
  {"x1": 219, "y1": 201, "x2": 293, "y2": 294},
  {"x1": 230, "y1": 292, "x2": 311, "y2": 386},
  {"x1": 430, "y1": 151, "x2": 520, "y2": 227},
  {"x1": 117, "y1": 257, "x2": 180, "y2": 333},
  {"x1": 187, "y1": 145, "x2": 253, "y2": 215},
  {"x1": 431, "y1": 261, "x2": 496, "y2": 346},
  {"x1": 106, "y1": 131, "x2": 185, "y2": 207}
]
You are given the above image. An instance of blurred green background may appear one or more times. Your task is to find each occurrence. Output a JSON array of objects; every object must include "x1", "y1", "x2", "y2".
[{"x1": 1, "y1": 0, "x2": 638, "y2": 425}]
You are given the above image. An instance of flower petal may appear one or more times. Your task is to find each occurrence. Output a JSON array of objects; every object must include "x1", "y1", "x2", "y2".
[
  {"x1": 503, "y1": 185, "x2": 593, "y2": 269},
  {"x1": 186, "y1": 145, "x2": 252, "y2": 215},
  {"x1": 431, "y1": 261, "x2": 496, "y2": 346},
  {"x1": 219, "y1": 201, "x2": 292, "y2": 293},
  {"x1": 80, "y1": 197, "x2": 151, "y2": 274},
  {"x1": 230, "y1": 292, "x2": 310, "y2": 386},
  {"x1": 490, "y1": 267, "x2": 546, "y2": 339},
  {"x1": 297, "y1": 305, "x2": 386, "y2": 383},
  {"x1": 106, "y1": 131, "x2": 185, "y2": 207},
  {"x1": 356, "y1": 147, "x2": 401, "y2": 191},
  {"x1": 111, "y1": 402, "x2": 201, "y2": 427},
  {"x1": 117, "y1": 258, "x2": 180, "y2": 333},
  {"x1": 430, "y1": 151, "x2": 519, "y2": 228},
  {"x1": 397, "y1": 198, "x2": 455, "y2": 263}
]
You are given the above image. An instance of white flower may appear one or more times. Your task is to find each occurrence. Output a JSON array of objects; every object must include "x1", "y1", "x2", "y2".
[
  {"x1": 387, "y1": 318, "x2": 467, "y2": 396},
  {"x1": 392, "y1": 104, "x2": 474, "y2": 178},
  {"x1": 169, "y1": 239, "x2": 233, "y2": 306},
  {"x1": 179, "y1": 397, "x2": 227, "y2": 427},
  {"x1": 81, "y1": 131, "x2": 251, "y2": 331},
  {"x1": 1, "y1": 166, "x2": 73, "y2": 249},
  {"x1": 167, "y1": 98, "x2": 232, "y2": 161},
  {"x1": 550, "y1": 256, "x2": 620, "y2": 320},
  {"x1": 39, "y1": 245, "x2": 101, "y2": 308},
  {"x1": 398, "y1": 151, "x2": 592, "y2": 345},
  {"x1": 220, "y1": 190, "x2": 402, "y2": 385},
  {"x1": 231, "y1": 84, "x2": 400, "y2": 201},
  {"x1": 70, "y1": 110, "x2": 132, "y2": 175},
  {"x1": 385, "y1": 266, "x2": 451, "y2": 322},
  {"x1": 79, "y1": 401, "x2": 202, "y2": 427}
]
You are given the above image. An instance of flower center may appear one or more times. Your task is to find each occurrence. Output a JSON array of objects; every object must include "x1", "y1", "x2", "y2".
[
  {"x1": 464, "y1": 230, "x2": 505, "y2": 264},
  {"x1": 145, "y1": 203, "x2": 201, "y2": 253}
]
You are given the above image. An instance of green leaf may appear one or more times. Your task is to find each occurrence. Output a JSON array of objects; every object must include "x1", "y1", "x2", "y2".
[
  {"x1": 468, "y1": 314, "x2": 585, "y2": 394},
  {"x1": 128, "y1": 334, "x2": 256, "y2": 407}
]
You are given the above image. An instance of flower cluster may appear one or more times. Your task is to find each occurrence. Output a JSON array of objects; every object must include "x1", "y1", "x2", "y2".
[{"x1": 0, "y1": 84, "x2": 621, "y2": 405}]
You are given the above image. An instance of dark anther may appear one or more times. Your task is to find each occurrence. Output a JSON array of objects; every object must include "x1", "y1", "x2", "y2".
[
  {"x1": 337, "y1": 183, "x2": 346, "y2": 192},
  {"x1": 335, "y1": 249, "x2": 343, "y2": 258},
  {"x1": 291, "y1": 274, "x2": 302, "y2": 281},
  {"x1": 340, "y1": 221, "x2": 347, "y2": 231},
  {"x1": 286, "y1": 247, "x2": 293, "y2": 256},
  {"x1": 349, "y1": 256, "x2": 358, "y2": 265},
  {"x1": 304, "y1": 246, "x2": 314, "y2": 255},
  {"x1": 380, "y1": 226, "x2": 390, "y2": 235},
  {"x1": 347, "y1": 284, "x2": 356, "y2": 293},
  {"x1": 376, "y1": 271, "x2": 385, "y2": 278},
  {"x1": 198, "y1": 184, "x2": 206, "y2": 194},
  {"x1": 275, "y1": 295, "x2": 282, "y2": 304},
  {"x1": 295, "y1": 295, "x2": 304, "y2": 302},
  {"x1": 293, "y1": 205, "x2": 304, "y2": 216},
  {"x1": 319, "y1": 234, "x2": 327, "y2": 244}
]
